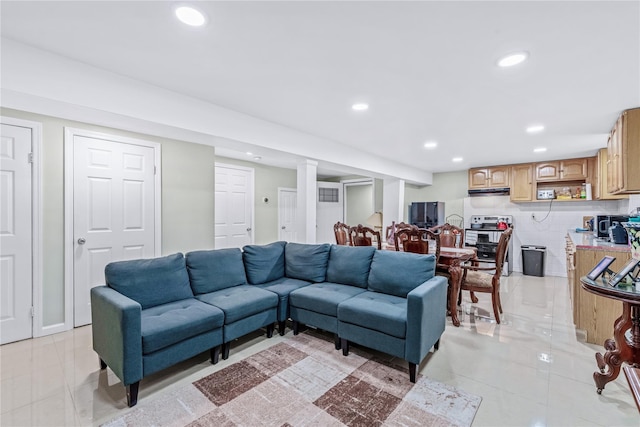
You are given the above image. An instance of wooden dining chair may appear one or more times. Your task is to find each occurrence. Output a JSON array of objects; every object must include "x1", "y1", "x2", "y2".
[
  {"x1": 430, "y1": 223, "x2": 464, "y2": 248},
  {"x1": 349, "y1": 224, "x2": 382, "y2": 249},
  {"x1": 333, "y1": 221, "x2": 350, "y2": 246},
  {"x1": 459, "y1": 227, "x2": 512, "y2": 324},
  {"x1": 394, "y1": 227, "x2": 440, "y2": 260},
  {"x1": 385, "y1": 221, "x2": 412, "y2": 245}
]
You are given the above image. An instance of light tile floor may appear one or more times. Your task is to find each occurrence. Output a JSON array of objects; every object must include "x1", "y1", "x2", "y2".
[{"x1": 1, "y1": 273, "x2": 638, "y2": 426}]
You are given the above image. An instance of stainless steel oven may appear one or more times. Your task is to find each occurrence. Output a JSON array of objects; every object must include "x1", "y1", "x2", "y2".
[{"x1": 464, "y1": 215, "x2": 514, "y2": 276}]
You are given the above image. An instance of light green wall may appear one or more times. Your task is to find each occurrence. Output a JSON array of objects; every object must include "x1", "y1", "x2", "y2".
[
  {"x1": 215, "y1": 156, "x2": 297, "y2": 245},
  {"x1": 2, "y1": 108, "x2": 215, "y2": 326},
  {"x1": 404, "y1": 170, "x2": 467, "y2": 224}
]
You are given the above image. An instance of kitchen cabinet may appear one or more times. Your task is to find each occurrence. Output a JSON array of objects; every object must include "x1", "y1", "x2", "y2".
[
  {"x1": 535, "y1": 158, "x2": 588, "y2": 182},
  {"x1": 510, "y1": 163, "x2": 534, "y2": 201},
  {"x1": 595, "y1": 148, "x2": 627, "y2": 200},
  {"x1": 607, "y1": 108, "x2": 640, "y2": 194},
  {"x1": 468, "y1": 166, "x2": 509, "y2": 189}
]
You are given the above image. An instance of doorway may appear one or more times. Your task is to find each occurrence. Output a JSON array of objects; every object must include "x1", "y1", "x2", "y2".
[
  {"x1": 278, "y1": 187, "x2": 297, "y2": 242},
  {"x1": 215, "y1": 163, "x2": 254, "y2": 249},
  {"x1": 65, "y1": 128, "x2": 161, "y2": 327},
  {"x1": 0, "y1": 117, "x2": 42, "y2": 344},
  {"x1": 343, "y1": 179, "x2": 374, "y2": 226}
]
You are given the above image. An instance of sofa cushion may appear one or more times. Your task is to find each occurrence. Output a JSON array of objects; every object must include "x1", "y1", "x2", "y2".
[
  {"x1": 326, "y1": 245, "x2": 376, "y2": 288},
  {"x1": 141, "y1": 299, "x2": 224, "y2": 354},
  {"x1": 285, "y1": 243, "x2": 330, "y2": 282},
  {"x1": 242, "y1": 241, "x2": 286, "y2": 285},
  {"x1": 186, "y1": 249, "x2": 247, "y2": 294},
  {"x1": 254, "y1": 277, "x2": 312, "y2": 321},
  {"x1": 289, "y1": 282, "x2": 365, "y2": 316},
  {"x1": 368, "y1": 251, "x2": 435, "y2": 298},
  {"x1": 196, "y1": 285, "x2": 278, "y2": 324},
  {"x1": 105, "y1": 253, "x2": 193, "y2": 310},
  {"x1": 338, "y1": 291, "x2": 407, "y2": 338}
]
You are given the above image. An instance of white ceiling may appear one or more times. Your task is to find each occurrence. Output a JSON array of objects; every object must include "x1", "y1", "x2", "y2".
[{"x1": 2, "y1": 1, "x2": 639, "y2": 178}]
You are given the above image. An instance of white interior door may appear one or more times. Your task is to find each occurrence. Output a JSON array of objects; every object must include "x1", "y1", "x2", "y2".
[
  {"x1": 215, "y1": 163, "x2": 254, "y2": 249},
  {"x1": 316, "y1": 182, "x2": 343, "y2": 244},
  {"x1": 0, "y1": 123, "x2": 33, "y2": 344},
  {"x1": 70, "y1": 131, "x2": 158, "y2": 327},
  {"x1": 278, "y1": 188, "x2": 297, "y2": 242}
]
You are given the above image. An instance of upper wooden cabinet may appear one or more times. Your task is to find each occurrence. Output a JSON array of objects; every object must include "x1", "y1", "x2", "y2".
[
  {"x1": 535, "y1": 158, "x2": 588, "y2": 182},
  {"x1": 607, "y1": 108, "x2": 640, "y2": 194},
  {"x1": 510, "y1": 164, "x2": 534, "y2": 201},
  {"x1": 469, "y1": 166, "x2": 510, "y2": 189},
  {"x1": 595, "y1": 148, "x2": 627, "y2": 200}
]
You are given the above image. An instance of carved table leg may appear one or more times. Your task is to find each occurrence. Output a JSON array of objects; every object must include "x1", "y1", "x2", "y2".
[
  {"x1": 594, "y1": 302, "x2": 633, "y2": 394},
  {"x1": 448, "y1": 259, "x2": 462, "y2": 327}
]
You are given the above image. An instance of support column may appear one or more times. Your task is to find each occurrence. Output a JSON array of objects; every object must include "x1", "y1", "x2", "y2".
[
  {"x1": 383, "y1": 178, "x2": 405, "y2": 225},
  {"x1": 296, "y1": 159, "x2": 318, "y2": 243}
]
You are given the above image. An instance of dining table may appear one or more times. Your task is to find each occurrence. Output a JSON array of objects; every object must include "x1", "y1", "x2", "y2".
[
  {"x1": 383, "y1": 243, "x2": 477, "y2": 327},
  {"x1": 438, "y1": 247, "x2": 477, "y2": 327}
]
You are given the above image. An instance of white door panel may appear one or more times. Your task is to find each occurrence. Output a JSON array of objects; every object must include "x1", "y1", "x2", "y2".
[
  {"x1": 72, "y1": 134, "x2": 156, "y2": 326},
  {"x1": 278, "y1": 188, "x2": 297, "y2": 242},
  {"x1": 0, "y1": 123, "x2": 33, "y2": 344},
  {"x1": 316, "y1": 182, "x2": 343, "y2": 244},
  {"x1": 215, "y1": 164, "x2": 253, "y2": 249}
]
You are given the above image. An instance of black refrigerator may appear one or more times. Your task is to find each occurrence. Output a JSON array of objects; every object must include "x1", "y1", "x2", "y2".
[{"x1": 409, "y1": 202, "x2": 445, "y2": 228}]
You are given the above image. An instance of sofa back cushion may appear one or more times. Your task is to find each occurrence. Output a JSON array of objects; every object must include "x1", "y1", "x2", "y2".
[
  {"x1": 285, "y1": 243, "x2": 330, "y2": 283},
  {"x1": 367, "y1": 250, "x2": 435, "y2": 297},
  {"x1": 186, "y1": 248, "x2": 247, "y2": 294},
  {"x1": 105, "y1": 253, "x2": 193, "y2": 309},
  {"x1": 326, "y1": 245, "x2": 376, "y2": 288},
  {"x1": 242, "y1": 241, "x2": 286, "y2": 284}
]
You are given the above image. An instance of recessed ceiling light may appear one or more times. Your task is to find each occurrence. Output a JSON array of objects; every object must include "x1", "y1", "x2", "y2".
[
  {"x1": 175, "y1": 6, "x2": 207, "y2": 27},
  {"x1": 253, "y1": 156, "x2": 262, "y2": 161},
  {"x1": 352, "y1": 103, "x2": 369, "y2": 111},
  {"x1": 246, "y1": 152, "x2": 253, "y2": 156},
  {"x1": 452, "y1": 157, "x2": 463, "y2": 162},
  {"x1": 526, "y1": 124, "x2": 545, "y2": 133},
  {"x1": 497, "y1": 51, "x2": 528, "y2": 67},
  {"x1": 423, "y1": 141, "x2": 438, "y2": 149},
  {"x1": 533, "y1": 147, "x2": 547, "y2": 153}
]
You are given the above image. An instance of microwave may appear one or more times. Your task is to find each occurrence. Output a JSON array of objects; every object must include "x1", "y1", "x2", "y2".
[{"x1": 595, "y1": 215, "x2": 630, "y2": 239}]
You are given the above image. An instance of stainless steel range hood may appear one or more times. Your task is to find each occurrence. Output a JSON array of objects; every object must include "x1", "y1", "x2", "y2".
[{"x1": 468, "y1": 187, "x2": 510, "y2": 197}]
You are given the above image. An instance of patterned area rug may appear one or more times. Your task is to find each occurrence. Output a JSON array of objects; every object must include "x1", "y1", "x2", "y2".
[{"x1": 103, "y1": 330, "x2": 481, "y2": 427}]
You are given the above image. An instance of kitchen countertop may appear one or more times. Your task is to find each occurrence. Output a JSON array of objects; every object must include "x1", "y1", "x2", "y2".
[{"x1": 567, "y1": 230, "x2": 631, "y2": 252}]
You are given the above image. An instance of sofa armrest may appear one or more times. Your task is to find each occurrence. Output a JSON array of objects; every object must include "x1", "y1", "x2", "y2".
[
  {"x1": 405, "y1": 276, "x2": 448, "y2": 364},
  {"x1": 91, "y1": 286, "x2": 142, "y2": 386}
]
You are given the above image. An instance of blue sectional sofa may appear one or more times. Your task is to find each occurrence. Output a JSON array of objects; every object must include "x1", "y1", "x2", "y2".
[{"x1": 91, "y1": 241, "x2": 447, "y2": 407}]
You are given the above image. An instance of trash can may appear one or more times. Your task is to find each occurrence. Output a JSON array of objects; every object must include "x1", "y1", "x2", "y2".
[{"x1": 522, "y1": 245, "x2": 546, "y2": 277}]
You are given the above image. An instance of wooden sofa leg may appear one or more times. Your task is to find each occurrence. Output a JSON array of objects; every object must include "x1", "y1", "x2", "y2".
[
  {"x1": 335, "y1": 334, "x2": 341, "y2": 350},
  {"x1": 222, "y1": 342, "x2": 230, "y2": 360},
  {"x1": 278, "y1": 320, "x2": 286, "y2": 336},
  {"x1": 409, "y1": 363, "x2": 417, "y2": 383},
  {"x1": 211, "y1": 346, "x2": 220, "y2": 364},
  {"x1": 434, "y1": 339, "x2": 440, "y2": 351},
  {"x1": 341, "y1": 338, "x2": 349, "y2": 356},
  {"x1": 126, "y1": 382, "x2": 139, "y2": 407},
  {"x1": 266, "y1": 323, "x2": 275, "y2": 338},
  {"x1": 292, "y1": 320, "x2": 299, "y2": 335},
  {"x1": 99, "y1": 358, "x2": 107, "y2": 370}
]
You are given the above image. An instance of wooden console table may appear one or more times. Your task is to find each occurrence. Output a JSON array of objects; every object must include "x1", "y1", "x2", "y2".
[{"x1": 580, "y1": 276, "x2": 640, "y2": 394}]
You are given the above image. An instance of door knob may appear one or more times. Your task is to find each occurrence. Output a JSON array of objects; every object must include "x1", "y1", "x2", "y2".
[
  {"x1": 281, "y1": 226, "x2": 286, "y2": 230},
  {"x1": 77, "y1": 237, "x2": 86, "y2": 245},
  {"x1": 246, "y1": 227, "x2": 252, "y2": 232}
]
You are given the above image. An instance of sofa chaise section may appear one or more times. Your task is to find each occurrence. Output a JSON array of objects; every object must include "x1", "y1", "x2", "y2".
[
  {"x1": 91, "y1": 253, "x2": 224, "y2": 407},
  {"x1": 337, "y1": 250, "x2": 448, "y2": 382},
  {"x1": 186, "y1": 248, "x2": 279, "y2": 359}
]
